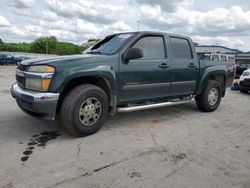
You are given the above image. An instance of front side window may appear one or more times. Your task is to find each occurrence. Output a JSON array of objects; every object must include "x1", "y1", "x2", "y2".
[
  {"x1": 132, "y1": 36, "x2": 166, "y2": 60},
  {"x1": 170, "y1": 37, "x2": 192, "y2": 59}
]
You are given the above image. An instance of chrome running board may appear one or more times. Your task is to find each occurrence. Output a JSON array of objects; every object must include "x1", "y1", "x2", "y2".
[{"x1": 117, "y1": 98, "x2": 195, "y2": 113}]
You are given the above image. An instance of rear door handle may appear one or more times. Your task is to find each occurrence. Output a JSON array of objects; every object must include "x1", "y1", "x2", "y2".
[
  {"x1": 188, "y1": 63, "x2": 196, "y2": 68},
  {"x1": 159, "y1": 63, "x2": 169, "y2": 69}
]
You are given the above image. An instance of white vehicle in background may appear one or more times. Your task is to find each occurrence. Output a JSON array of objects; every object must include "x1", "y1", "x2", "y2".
[{"x1": 239, "y1": 69, "x2": 250, "y2": 93}]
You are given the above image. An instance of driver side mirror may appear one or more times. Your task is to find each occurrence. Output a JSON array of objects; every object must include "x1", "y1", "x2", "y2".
[{"x1": 123, "y1": 48, "x2": 143, "y2": 62}]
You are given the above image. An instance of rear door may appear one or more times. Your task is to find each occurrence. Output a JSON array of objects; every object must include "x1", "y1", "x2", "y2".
[{"x1": 169, "y1": 37, "x2": 199, "y2": 95}]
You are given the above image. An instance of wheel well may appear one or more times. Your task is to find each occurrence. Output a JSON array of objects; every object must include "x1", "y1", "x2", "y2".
[
  {"x1": 208, "y1": 74, "x2": 226, "y2": 97},
  {"x1": 57, "y1": 76, "x2": 113, "y2": 113}
]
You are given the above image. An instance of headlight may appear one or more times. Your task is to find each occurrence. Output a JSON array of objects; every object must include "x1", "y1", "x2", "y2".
[
  {"x1": 242, "y1": 71, "x2": 250, "y2": 76},
  {"x1": 25, "y1": 78, "x2": 51, "y2": 91},
  {"x1": 25, "y1": 65, "x2": 55, "y2": 91},
  {"x1": 28, "y1": 65, "x2": 55, "y2": 73}
]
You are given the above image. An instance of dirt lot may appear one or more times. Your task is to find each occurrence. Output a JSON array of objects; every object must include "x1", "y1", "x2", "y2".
[{"x1": 0, "y1": 66, "x2": 250, "y2": 188}]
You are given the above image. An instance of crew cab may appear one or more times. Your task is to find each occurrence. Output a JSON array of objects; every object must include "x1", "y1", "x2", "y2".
[{"x1": 10, "y1": 31, "x2": 235, "y2": 136}]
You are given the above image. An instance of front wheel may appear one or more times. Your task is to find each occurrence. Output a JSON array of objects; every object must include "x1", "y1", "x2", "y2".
[
  {"x1": 196, "y1": 80, "x2": 222, "y2": 112},
  {"x1": 60, "y1": 84, "x2": 109, "y2": 137}
]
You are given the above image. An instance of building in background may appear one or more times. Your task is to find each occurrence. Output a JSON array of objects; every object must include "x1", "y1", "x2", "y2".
[
  {"x1": 235, "y1": 53, "x2": 250, "y2": 65},
  {"x1": 195, "y1": 45, "x2": 241, "y2": 54},
  {"x1": 195, "y1": 45, "x2": 250, "y2": 65}
]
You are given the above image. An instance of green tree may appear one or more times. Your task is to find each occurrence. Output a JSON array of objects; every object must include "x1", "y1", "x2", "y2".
[
  {"x1": 30, "y1": 36, "x2": 58, "y2": 54},
  {"x1": 0, "y1": 36, "x2": 82, "y2": 55},
  {"x1": 56, "y1": 42, "x2": 81, "y2": 55}
]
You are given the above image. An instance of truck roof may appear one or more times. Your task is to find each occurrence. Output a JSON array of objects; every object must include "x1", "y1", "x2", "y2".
[{"x1": 111, "y1": 31, "x2": 190, "y2": 39}]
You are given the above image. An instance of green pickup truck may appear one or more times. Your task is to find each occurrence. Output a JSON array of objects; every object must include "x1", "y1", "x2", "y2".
[{"x1": 11, "y1": 31, "x2": 235, "y2": 136}]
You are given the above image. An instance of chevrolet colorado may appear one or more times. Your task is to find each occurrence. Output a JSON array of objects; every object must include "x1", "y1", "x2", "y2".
[{"x1": 10, "y1": 31, "x2": 235, "y2": 136}]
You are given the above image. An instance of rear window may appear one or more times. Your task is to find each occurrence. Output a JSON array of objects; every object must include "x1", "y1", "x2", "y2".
[{"x1": 170, "y1": 37, "x2": 192, "y2": 59}]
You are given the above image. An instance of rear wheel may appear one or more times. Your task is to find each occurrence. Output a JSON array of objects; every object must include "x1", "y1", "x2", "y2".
[
  {"x1": 196, "y1": 80, "x2": 222, "y2": 112},
  {"x1": 60, "y1": 84, "x2": 109, "y2": 137}
]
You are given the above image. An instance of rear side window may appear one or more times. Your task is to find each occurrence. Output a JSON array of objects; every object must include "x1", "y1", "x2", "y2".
[
  {"x1": 220, "y1": 55, "x2": 227, "y2": 61},
  {"x1": 132, "y1": 36, "x2": 166, "y2": 60},
  {"x1": 170, "y1": 37, "x2": 192, "y2": 59}
]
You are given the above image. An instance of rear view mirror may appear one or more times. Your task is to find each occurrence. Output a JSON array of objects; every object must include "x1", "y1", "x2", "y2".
[{"x1": 124, "y1": 48, "x2": 143, "y2": 61}]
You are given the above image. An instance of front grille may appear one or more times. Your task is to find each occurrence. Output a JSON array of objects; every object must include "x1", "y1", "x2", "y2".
[
  {"x1": 16, "y1": 64, "x2": 28, "y2": 88},
  {"x1": 240, "y1": 79, "x2": 250, "y2": 87},
  {"x1": 16, "y1": 75, "x2": 25, "y2": 88},
  {"x1": 244, "y1": 78, "x2": 250, "y2": 82}
]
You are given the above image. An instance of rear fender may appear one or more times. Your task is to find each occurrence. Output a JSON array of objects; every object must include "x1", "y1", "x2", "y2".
[{"x1": 196, "y1": 66, "x2": 227, "y2": 96}]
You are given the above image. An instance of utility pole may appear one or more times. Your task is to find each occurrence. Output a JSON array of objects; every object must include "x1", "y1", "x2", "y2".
[
  {"x1": 137, "y1": 19, "x2": 141, "y2": 31},
  {"x1": 45, "y1": 37, "x2": 48, "y2": 56},
  {"x1": 75, "y1": 17, "x2": 78, "y2": 43}
]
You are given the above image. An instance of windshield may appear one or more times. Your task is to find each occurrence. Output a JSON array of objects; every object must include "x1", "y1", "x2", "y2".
[{"x1": 85, "y1": 33, "x2": 134, "y2": 55}]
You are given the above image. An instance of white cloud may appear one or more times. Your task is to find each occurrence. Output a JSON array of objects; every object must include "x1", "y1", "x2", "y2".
[
  {"x1": 139, "y1": 5, "x2": 250, "y2": 37},
  {"x1": 0, "y1": 15, "x2": 11, "y2": 27},
  {"x1": 1, "y1": 0, "x2": 250, "y2": 51},
  {"x1": 11, "y1": 0, "x2": 36, "y2": 8},
  {"x1": 192, "y1": 36, "x2": 246, "y2": 51},
  {"x1": 135, "y1": 0, "x2": 193, "y2": 12},
  {"x1": 46, "y1": 0, "x2": 124, "y2": 24},
  {"x1": 42, "y1": 10, "x2": 59, "y2": 21}
]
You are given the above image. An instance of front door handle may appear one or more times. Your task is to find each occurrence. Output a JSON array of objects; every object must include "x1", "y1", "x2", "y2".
[
  {"x1": 188, "y1": 63, "x2": 196, "y2": 68},
  {"x1": 159, "y1": 63, "x2": 169, "y2": 69}
]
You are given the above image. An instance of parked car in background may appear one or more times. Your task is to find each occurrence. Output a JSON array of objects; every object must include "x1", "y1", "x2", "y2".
[
  {"x1": 239, "y1": 69, "x2": 250, "y2": 93},
  {"x1": 198, "y1": 52, "x2": 236, "y2": 81},
  {"x1": 197, "y1": 53, "x2": 235, "y2": 62},
  {"x1": 11, "y1": 31, "x2": 235, "y2": 136},
  {"x1": 0, "y1": 54, "x2": 23, "y2": 65},
  {"x1": 236, "y1": 63, "x2": 250, "y2": 78}
]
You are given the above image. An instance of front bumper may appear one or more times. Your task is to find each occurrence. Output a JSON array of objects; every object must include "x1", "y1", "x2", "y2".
[
  {"x1": 10, "y1": 83, "x2": 59, "y2": 120},
  {"x1": 239, "y1": 79, "x2": 250, "y2": 90}
]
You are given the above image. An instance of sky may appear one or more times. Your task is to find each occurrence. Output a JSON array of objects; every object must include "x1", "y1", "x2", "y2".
[{"x1": 0, "y1": 0, "x2": 250, "y2": 51}]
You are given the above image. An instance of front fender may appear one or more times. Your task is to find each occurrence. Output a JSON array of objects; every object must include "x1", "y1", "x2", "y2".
[
  {"x1": 50, "y1": 64, "x2": 117, "y2": 96},
  {"x1": 196, "y1": 66, "x2": 227, "y2": 95}
]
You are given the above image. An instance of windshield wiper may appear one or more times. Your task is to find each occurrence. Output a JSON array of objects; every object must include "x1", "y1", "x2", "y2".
[{"x1": 86, "y1": 50, "x2": 102, "y2": 55}]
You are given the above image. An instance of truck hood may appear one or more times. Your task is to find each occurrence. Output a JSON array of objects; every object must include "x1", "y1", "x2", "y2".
[{"x1": 20, "y1": 54, "x2": 104, "y2": 66}]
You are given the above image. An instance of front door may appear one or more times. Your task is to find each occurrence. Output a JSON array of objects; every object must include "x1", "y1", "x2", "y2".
[{"x1": 118, "y1": 35, "x2": 171, "y2": 103}]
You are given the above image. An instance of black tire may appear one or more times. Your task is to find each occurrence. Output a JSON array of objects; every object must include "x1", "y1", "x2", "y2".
[
  {"x1": 60, "y1": 84, "x2": 109, "y2": 137},
  {"x1": 196, "y1": 80, "x2": 222, "y2": 112},
  {"x1": 240, "y1": 89, "x2": 249, "y2": 93}
]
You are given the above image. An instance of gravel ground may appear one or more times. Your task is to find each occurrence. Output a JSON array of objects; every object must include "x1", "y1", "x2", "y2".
[{"x1": 0, "y1": 66, "x2": 250, "y2": 188}]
